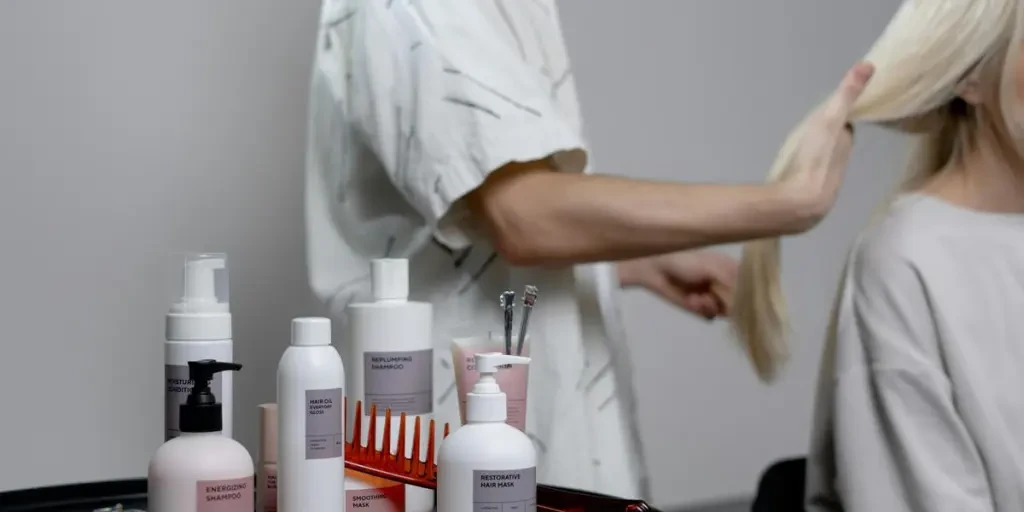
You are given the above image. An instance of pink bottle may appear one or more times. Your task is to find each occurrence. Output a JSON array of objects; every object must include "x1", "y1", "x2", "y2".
[{"x1": 257, "y1": 404, "x2": 278, "y2": 512}]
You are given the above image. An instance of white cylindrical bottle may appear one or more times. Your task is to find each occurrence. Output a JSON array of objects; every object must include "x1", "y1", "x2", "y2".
[
  {"x1": 277, "y1": 317, "x2": 346, "y2": 512},
  {"x1": 149, "y1": 360, "x2": 253, "y2": 512},
  {"x1": 437, "y1": 353, "x2": 537, "y2": 512},
  {"x1": 165, "y1": 252, "x2": 234, "y2": 440},
  {"x1": 346, "y1": 258, "x2": 433, "y2": 511}
]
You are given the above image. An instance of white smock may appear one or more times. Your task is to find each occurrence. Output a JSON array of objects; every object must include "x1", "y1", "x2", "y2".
[
  {"x1": 806, "y1": 194, "x2": 1024, "y2": 512},
  {"x1": 304, "y1": 0, "x2": 648, "y2": 498}
]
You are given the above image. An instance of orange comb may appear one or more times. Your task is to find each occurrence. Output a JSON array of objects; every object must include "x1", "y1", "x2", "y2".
[{"x1": 343, "y1": 398, "x2": 658, "y2": 512}]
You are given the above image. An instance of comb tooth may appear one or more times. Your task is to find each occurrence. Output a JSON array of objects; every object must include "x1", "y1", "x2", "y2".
[
  {"x1": 367, "y1": 404, "x2": 378, "y2": 459},
  {"x1": 352, "y1": 400, "x2": 363, "y2": 458},
  {"x1": 396, "y1": 413, "x2": 407, "y2": 473},
  {"x1": 380, "y1": 408, "x2": 392, "y2": 463},
  {"x1": 340, "y1": 416, "x2": 452, "y2": 489},
  {"x1": 411, "y1": 415, "x2": 423, "y2": 476},
  {"x1": 426, "y1": 419, "x2": 437, "y2": 480}
]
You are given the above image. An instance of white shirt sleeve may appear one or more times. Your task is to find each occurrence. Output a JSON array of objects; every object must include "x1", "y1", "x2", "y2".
[
  {"x1": 827, "y1": 243, "x2": 994, "y2": 512},
  {"x1": 345, "y1": 1, "x2": 587, "y2": 249}
]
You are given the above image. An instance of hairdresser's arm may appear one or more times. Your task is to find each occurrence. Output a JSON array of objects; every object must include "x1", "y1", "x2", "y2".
[
  {"x1": 466, "y1": 63, "x2": 875, "y2": 266},
  {"x1": 466, "y1": 161, "x2": 814, "y2": 266}
]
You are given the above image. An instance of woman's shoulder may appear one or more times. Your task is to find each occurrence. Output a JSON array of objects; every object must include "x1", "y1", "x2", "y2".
[{"x1": 849, "y1": 194, "x2": 949, "y2": 283}]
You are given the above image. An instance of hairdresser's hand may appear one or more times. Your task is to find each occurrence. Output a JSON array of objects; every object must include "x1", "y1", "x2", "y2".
[
  {"x1": 618, "y1": 250, "x2": 737, "y2": 320},
  {"x1": 779, "y1": 61, "x2": 875, "y2": 230}
]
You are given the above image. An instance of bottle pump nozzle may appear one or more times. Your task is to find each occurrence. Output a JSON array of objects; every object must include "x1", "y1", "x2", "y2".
[
  {"x1": 180, "y1": 359, "x2": 242, "y2": 433},
  {"x1": 467, "y1": 353, "x2": 530, "y2": 423},
  {"x1": 172, "y1": 253, "x2": 230, "y2": 314}
]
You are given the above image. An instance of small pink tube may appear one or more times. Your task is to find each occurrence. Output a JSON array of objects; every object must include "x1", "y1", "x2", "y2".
[
  {"x1": 450, "y1": 333, "x2": 531, "y2": 431},
  {"x1": 258, "y1": 403, "x2": 278, "y2": 512}
]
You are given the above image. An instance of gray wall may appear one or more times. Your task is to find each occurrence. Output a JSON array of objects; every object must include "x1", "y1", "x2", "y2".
[{"x1": 0, "y1": 1, "x2": 901, "y2": 509}]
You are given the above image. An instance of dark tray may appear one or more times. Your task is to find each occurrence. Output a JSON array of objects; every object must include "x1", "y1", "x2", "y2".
[
  {"x1": 0, "y1": 479, "x2": 662, "y2": 512},
  {"x1": 0, "y1": 480, "x2": 147, "y2": 511}
]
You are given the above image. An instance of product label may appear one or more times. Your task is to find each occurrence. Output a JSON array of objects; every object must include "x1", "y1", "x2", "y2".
[
  {"x1": 346, "y1": 485, "x2": 406, "y2": 511},
  {"x1": 259, "y1": 466, "x2": 277, "y2": 512},
  {"x1": 363, "y1": 348, "x2": 433, "y2": 415},
  {"x1": 473, "y1": 467, "x2": 537, "y2": 512},
  {"x1": 196, "y1": 476, "x2": 254, "y2": 512},
  {"x1": 305, "y1": 387, "x2": 344, "y2": 460},
  {"x1": 165, "y1": 364, "x2": 223, "y2": 440}
]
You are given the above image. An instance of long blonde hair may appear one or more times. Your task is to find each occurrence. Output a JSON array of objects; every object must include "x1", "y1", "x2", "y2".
[{"x1": 732, "y1": 0, "x2": 1024, "y2": 382}]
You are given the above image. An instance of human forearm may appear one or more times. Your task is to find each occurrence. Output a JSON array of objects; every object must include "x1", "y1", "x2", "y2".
[{"x1": 466, "y1": 161, "x2": 816, "y2": 266}]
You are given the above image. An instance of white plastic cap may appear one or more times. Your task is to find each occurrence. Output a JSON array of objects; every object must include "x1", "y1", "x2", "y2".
[
  {"x1": 371, "y1": 258, "x2": 408, "y2": 301},
  {"x1": 171, "y1": 253, "x2": 229, "y2": 314},
  {"x1": 291, "y1": 317, "x2": 331, "y2": 346},
  {"x1": 466, "y1": 352, "x2": 531, "y2": 423}
]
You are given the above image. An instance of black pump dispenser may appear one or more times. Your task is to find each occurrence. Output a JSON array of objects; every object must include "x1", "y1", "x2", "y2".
[{"x1": 180, "y1": 359, "x2": 242, "y2": 433}]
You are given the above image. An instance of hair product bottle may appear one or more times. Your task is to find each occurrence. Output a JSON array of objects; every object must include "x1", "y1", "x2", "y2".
[
  {"x1": 257, "y1": 403, "x2": 278, "y2": 512},
  {"x1": 165, "y1": 253, "x2": 234, "y2": 440},
  {"x1": 346, "y1": 258, "x2": 433, "y2": 511},
  {"x1": 437, "y1": 353, "x2": 536, "y2": 512},
  {"x1": 277, "y1": 317, "x2": 345, "y2": 512},
  {"x1": 148, "y1": 360, "x2": 252, "y2": 512}
]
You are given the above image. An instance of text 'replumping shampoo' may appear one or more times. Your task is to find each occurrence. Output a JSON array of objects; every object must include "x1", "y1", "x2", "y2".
[
  {"x1": 165, "y1": 253, "x2": 234, "y2": 440},
  {"x1": 346, "y1": 258, "x2": 433, "y2": 511},
  {"x1": 277, "y1": 317, "x2": 345, "y2": 512}
]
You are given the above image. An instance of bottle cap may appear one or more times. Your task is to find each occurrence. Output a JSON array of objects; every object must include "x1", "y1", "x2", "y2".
[
  {"x1": 291, "y1": 317, "x2": 331, "y2": 346},
  {"x1": 259, "y1": 403, "x2": 277, "y2": 463},
  {"x1": 171, "y1": 253, "x2": 230, "y2": 314},
  {"x1": 371, "y1": 258, "x2": 408, "y2": 301},
  {"x1": 466, "y1": 352, "x2": 531, "y2": 423},
  {"x1": 179, "y1": 359, "x2": 243, "y2": 433}
]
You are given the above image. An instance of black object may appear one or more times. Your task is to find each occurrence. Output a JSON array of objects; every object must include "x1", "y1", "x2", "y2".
[
  {"x1": 751, "y1": 457, "x2": 807, "y2": 512},
  {"x1": 0, "y1": 479, "x2": 147, "y2": 511},
  {"x1": 538, "y1": 484, "x2": 662, "y2": 511},
  {"x1": 0, "y1": 479, "x2": 662, "y2": 512},
  {"x1": 180, "y1": 359, "x2": 242, "y2": 433}
]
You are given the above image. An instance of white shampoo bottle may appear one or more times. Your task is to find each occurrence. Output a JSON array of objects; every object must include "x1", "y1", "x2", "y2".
[
  {"x1": 346, "y1": 258, "x2": 434, "y2": 511},
  {"x1": 149, "y1": 360, "x2": 253, "y2": 512},
  {"x1": 165, "y1": 252, "x2": 234, "y2": 440},
  {"x1": 437, "y1": 353, "x2": 537, "y2": 512},
  {"x1": 277, "y1": 317, "x2": 345, "y2": 512}
]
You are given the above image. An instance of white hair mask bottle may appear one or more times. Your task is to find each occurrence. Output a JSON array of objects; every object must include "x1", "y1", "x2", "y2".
[
  {"x1": 165, "y1": 253, "x2": 234, "y2": 441},
  {"x1": 345, "y1": 258, "x2": 434, "y2": 511},
  {"x1": 277, "y1": 317, "x2": 346, "y2": 512},
  {"x1": 437, "y1": 353, "x2": 537, "y2": 512}
]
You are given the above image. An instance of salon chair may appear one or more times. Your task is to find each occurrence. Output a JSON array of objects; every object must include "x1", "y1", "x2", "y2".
[{"x1": 751, "y1": 457, "x2": 807, "y2": 512}]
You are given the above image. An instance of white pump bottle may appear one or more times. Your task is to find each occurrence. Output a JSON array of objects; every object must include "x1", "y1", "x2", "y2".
[
  {"x1": 346, "y1": 258, "x2": 434, "y2": 511},
  {"x1": 165, "y1": 253, "x2": 234, "y2": 440},
  {"x1": 437, "y1": 353, "x2": 537, "y2": 512}
]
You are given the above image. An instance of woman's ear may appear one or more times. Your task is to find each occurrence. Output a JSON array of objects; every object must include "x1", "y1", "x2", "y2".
[{"x1": 955, "y1": 77, "x2": 984, "y2": 105}]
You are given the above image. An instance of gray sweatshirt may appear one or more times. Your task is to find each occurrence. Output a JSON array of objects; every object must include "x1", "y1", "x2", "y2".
[{"x1": 806, "y1": 194, "x2": 1024, "y2": 512}]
